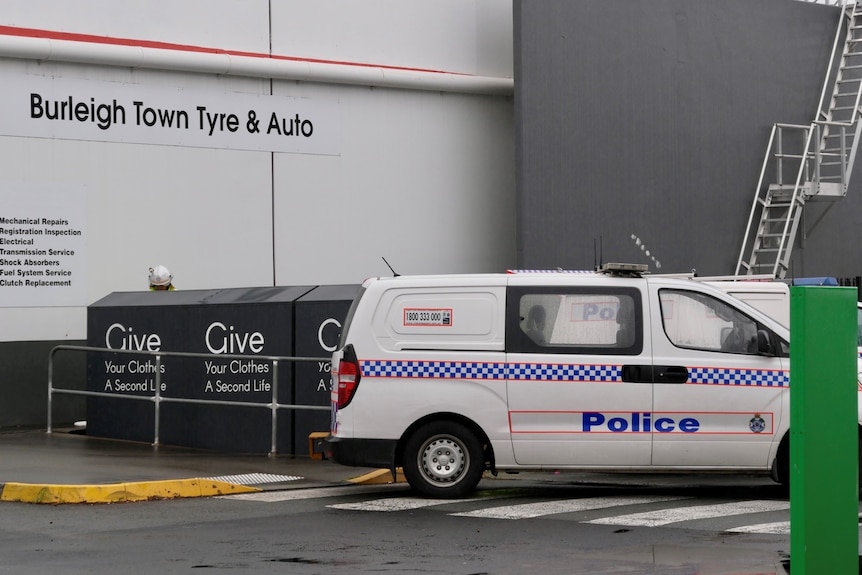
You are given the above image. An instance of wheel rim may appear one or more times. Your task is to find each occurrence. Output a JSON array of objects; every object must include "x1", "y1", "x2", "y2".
[{"x1": 418, "y1": 434, "x2": 468, "y2": 486}]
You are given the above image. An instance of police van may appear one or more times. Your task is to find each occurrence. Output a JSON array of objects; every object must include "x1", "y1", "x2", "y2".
[
  {"x1": 327, "y1": 264, "x2": 860, "y2": 497},
  {"x1": 702, "y1": 277, "x2": 862, "y2": 356}
]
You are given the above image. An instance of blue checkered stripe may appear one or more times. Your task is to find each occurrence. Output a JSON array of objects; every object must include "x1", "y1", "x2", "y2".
[
  {"x1": 507, "y1": 363, "x2": 621, "y2": 381},
  {"x1": 360, "y1": 360, "x2": 622, "y2": 382},
  {"x1": 361, "y1": 360, "x2": 508, "y2": 380},
  {"x1": 688, "y1": 367, "x2": 789, "y2": 387}
]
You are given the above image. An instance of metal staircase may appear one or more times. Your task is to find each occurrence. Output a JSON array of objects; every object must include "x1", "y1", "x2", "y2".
[{"x1": 736, "y1": 1, "x2": 862, "y2": 278}]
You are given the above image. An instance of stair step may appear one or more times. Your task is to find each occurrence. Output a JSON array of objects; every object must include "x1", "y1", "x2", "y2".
[
  {"x1": 766, "y1": 188, "x2": 806, "y2": 196},
  {"x1": 768, "y1": 182, "x2": 809, "y2": 191},
  {"x1": 764, "y1": 192, "x2": 798, "y2": 201}
]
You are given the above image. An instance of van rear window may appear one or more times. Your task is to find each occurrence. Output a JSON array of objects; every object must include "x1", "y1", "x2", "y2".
[{"x1": 337, "y1": 285, "x2": 366, "y2": 349}]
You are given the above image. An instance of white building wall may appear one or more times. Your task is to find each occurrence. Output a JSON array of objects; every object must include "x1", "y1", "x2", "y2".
[{"x1": 0, "y1": 0, "x2": 515, "y2": 342}]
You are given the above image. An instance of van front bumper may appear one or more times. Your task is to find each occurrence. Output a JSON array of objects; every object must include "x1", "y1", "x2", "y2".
[{"x1": 326, "y1": 436, "x2": 397, "y2": 469}]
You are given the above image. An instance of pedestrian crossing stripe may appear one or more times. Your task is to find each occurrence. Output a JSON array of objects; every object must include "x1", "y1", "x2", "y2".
[
  {"x1": 586, "y1": 500, "x2": 790, "y2": 527},
  {"x1": 727, "y1": 521, "x2": 790, "y2": 534},
  {"x1": 217, "y1": 485, "x2": 403, "y2": 501},
  {"x1": 329, "y1": 496, "x2": 472, "y2": 512},
  {"x1": 207, "y1": 473, "x2": 303, "y2": 485},
  {"x1": 450, "y1": 495, "x2": 687, "y2": 520}
]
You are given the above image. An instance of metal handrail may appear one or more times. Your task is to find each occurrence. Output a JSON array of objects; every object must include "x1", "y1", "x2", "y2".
[
  {"x1": 737, "y1": 2, "x2": 862, "y2": 278},
  {"x1": 736, "y1": 118, "x2": 854, "y2": 276},
  {"x1": 47, "y1": 344, "x2": 329, "y2": 455},
  {"x1": 736, "y1": 124, "x2": 778, "y2": 275},
  {"x1": 815, "y1": 0, "x2": 850, "y2": 117}
]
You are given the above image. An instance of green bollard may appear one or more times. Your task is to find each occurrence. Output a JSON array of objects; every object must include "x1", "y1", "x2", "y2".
[{"x1": 790, "y1": 286, "x2": 858, "y2": 575}]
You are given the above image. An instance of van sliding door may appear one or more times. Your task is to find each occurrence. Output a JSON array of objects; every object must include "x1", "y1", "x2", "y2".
[{"x1": 505, "y1": 280, "x2": 653, "y2": 467}]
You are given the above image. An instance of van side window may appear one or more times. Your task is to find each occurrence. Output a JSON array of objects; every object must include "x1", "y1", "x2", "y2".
[
  {"x1": 659, "y1": 289, "x2": 758, "y2": 354},
  {"x1": 508, "y1": 287, "x2": 642, "y2": 355}
]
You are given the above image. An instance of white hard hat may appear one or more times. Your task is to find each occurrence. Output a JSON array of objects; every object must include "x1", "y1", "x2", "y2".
[{"x1": 148, "y1": 265, "x2": 173, "y2": 286}]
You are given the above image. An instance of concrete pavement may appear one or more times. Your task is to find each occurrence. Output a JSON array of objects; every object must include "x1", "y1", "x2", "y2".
[{"x1": 0, "y1": 427, "x2": 400, "y2": 504}]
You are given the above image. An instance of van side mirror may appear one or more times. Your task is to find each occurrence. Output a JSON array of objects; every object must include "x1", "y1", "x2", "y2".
[{"x1": 756, "y1": 329, "x2": 773, "y2": 355}]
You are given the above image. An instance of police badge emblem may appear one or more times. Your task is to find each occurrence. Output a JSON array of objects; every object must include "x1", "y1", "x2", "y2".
[{"x1": 749, "y1": 413, "x2": 766, "y2": 433}]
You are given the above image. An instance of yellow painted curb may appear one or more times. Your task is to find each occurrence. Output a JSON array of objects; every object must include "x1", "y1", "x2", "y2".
[
  {"x1": 0, "y1": 478, "x2": 259, "y2": 504},
  {"x1": 348, "y1": 468, "x2": 406, "y2": 485}
]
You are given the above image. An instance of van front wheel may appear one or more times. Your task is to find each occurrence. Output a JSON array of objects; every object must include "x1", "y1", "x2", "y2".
[{"x1": 403, "y1": 422, "x2": 484, "y2": 498}]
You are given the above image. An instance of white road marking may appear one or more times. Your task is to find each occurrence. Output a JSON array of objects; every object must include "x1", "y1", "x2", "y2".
[
  {"x1": 727, "y1": 521, "x2": 791, "y2": 534},
  {"x1": 450, "y1": 495, "x2": 688, "y2": 520},
  {"x1": 328, "y1": 496, "x2": 477, "y2": 511},
  {"x1": 217, "y1": 486, "x2": 386, "y2": 502},
  {"x1": 587, "y1": 500, "x2": 790, "y2": 527},
  {"x1": 207, "y1": 473, "x2": 303, "y2": 485}
]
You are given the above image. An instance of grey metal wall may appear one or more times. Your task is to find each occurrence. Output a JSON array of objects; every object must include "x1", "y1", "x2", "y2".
[
  {"x1": 0, "y1": 341, "x2": 85, "y2": 429},
  {"x1": 515, "y1": 0, "x2": 859, "y2": 277}
]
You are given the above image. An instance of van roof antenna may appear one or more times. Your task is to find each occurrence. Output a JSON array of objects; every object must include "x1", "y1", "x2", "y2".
[
  {"x1": 593, "y1": 236, "x2": 603, "y2": 271},
  {"x1": 382, "y1": 257, "x2": 400, "y2": 277}
]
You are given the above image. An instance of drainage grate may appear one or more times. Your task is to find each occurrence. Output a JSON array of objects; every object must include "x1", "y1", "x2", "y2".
[{"x1": 207, "y1": 473, "x2": 304, "y2": 485}]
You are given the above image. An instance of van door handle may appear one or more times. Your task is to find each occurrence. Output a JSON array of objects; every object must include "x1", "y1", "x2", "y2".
[
  {"x1": 621, "y1": 365, "x2": 653, "y2": 383},
  {"x1": 653, "y1": 365, "x2": 688, "y2": 384}
]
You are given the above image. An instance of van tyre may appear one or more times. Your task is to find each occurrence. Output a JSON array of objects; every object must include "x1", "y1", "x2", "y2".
[
  {"x1": 774, "y1": 431, "x2": 862, "y2": 498},
  {"x1": 403, "y1": 421, "x2": 484, "y2": 498},
  {"x1": 774, "y1": 435, "x2": 789, "y2": 487}
]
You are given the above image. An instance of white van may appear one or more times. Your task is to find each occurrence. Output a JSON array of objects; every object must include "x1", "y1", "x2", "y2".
[
  {"x1": 703, "y1": 278, "x2": 862, "y2": 357},
  {"x1": 703, "y1": 280, "x2": 790, "y2": 328},
  {"x1": 328, "y1": 264, "x2": 859, "y2": 497}
]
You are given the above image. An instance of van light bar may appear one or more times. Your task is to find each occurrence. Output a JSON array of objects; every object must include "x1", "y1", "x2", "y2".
[
  {"x1": 506, "y1": 269, "x2": 597, "y2": 274},
  {"x1": 600, "y1": 262, "x2": 648, "y2": 276},
  {"x1": 506, "y1": 263, "x2": 648, "y2": 276}
]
